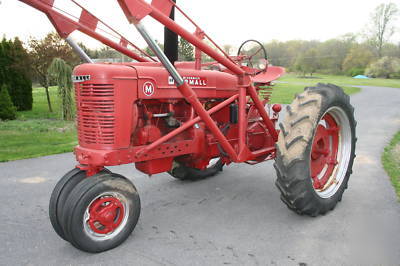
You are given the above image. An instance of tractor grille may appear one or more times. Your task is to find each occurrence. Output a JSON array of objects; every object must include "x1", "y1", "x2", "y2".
[{"x1": 76, "y1": 84, "x2": 116, "y2": 145}]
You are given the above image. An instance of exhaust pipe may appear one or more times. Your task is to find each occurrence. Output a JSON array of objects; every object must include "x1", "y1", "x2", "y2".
[{"x1": 163, "y1": 0, "x2": 178, "y2": 65}]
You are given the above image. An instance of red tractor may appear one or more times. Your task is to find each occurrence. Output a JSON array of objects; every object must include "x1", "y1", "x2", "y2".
[{"x1": 20, "y1": 0, "x2": 356, "y2": 253}]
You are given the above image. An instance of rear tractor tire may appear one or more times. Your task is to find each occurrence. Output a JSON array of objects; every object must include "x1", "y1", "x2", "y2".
[
  {"x1": 168, "y1": 158, "x2": 224, "y2": 181},
  {"x1": 61, "y1": 172, "x2": 141, "y2": 253},
  {"x1": 274, "y1": 83, "x2": 356, "y2": 216}
]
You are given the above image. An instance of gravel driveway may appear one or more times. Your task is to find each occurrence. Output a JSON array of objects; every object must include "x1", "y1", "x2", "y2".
[{"x1": 1, "y1": 85, "x2": 399, "y2": 266}]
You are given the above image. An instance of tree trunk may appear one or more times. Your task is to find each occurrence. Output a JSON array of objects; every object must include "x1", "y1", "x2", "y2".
[{"x1": 45, "y1": 85, "x2": 53, "y2": 113}]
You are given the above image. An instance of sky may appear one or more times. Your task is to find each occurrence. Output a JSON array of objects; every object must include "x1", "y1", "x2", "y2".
[{"x1": 0, "y1": 0, "x2": 399, "y2": 49}]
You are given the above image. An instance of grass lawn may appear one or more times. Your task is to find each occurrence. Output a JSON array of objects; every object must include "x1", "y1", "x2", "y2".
[
  {"x1": 18, "y1": 86, "x2": 62, "y2": 119},
  {"x1": 270, "y1": 73, "x2": 400, "y2": 103},
  {"x1": 382, "y1": 131, "x2": 400, "y2": 200},
  {"x1": 0, "y1": 86, "x2": 77, "y2": 162}
]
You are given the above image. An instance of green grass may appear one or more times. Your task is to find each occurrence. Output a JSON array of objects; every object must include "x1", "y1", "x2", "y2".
[
  {"x1": 279, "y1": 73, "x2": 400, "y2": 88},
  {"x1": 18, "y1": 86, "x2": 61, "y2": 119},
  {"x1": 0, "y1": 86, "x2": 77, "y2": 162},
  {"x1": 270, "y1": 83, "x2": 360, "y2": 104},
  {"x1": 269, "y1": 73, "x2": 400, "y2": 103},
  {"x1": 382, "y1": 131, "x2": 400, "y2": 200}
]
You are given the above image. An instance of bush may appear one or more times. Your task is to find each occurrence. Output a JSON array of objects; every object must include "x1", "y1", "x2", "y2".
[
  {"x1": 0, "y1": 38, "x2": 33, "y2": 111},
  {"x1": 391, "y1": 60, "x2": 400, "y2": 79},
  {"x1": 342, "y1": 46, "x2": 375, "y2": 75},
  {"x1": 346, "y1": 67, "x2": 365, "y2": 77},
  {"x1": 365, "y1": 57, "x2": 400, "y2": 78},
  {"x1": 6, "y1": 74, "x2": 32, "y2": 111},
  {"x1": 0, "y1": 84, "x2": 17, "y2": 120}
]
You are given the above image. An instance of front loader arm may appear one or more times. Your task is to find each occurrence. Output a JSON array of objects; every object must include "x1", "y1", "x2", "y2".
[{"x1": 18, "y1": 0, "x2": 153, "y2": 62}]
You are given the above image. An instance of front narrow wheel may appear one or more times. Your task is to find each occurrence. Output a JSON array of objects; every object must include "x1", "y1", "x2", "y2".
[
  {"x1": 49, "y1": 168, "x2": 111, "y2": 241},
  {"x1": 274, "y1": 83, "x2": 356, "y2": 216},
  {"x1": 49, "y1": 168, "x2": 87, "y2": 241},
  {"x1": 61, "y1": 172, "x2": 141, "y2": 253}
]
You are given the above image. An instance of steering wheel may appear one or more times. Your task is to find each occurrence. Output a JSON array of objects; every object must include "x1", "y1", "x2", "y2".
[{"x1": 237, "y1": 39, "x2": 268, "y2": 75}]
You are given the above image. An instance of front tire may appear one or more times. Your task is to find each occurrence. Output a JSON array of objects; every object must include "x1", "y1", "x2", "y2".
[
  {"x1": 61, "y1": 172, "x2": 141, "y2": 253},
  {"x1": 274, "y1": 83, "x2": 356, "y2": 216},
  {"x1": 49, "y1": 168, "x2": 110, "y2": 241},
  {"x1": 49, "y1": 168, "x2": 87, "y2": 241}
]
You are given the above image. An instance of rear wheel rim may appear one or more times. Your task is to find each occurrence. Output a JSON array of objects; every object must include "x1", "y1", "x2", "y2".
[
  {"x1": 310, "y1": 106, "x2": 352, "y2": 198},
  {"x1": 83, "y1": 192, "x2": 129, "y2": 241}
]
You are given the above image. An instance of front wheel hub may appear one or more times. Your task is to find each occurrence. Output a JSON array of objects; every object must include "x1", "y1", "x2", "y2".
[
  {"x1": 84, "y1": 192, "x2": 129, "y2": 239},
  {"x1": 88, "y1": 197, "x2": 124, "y2": 234}
]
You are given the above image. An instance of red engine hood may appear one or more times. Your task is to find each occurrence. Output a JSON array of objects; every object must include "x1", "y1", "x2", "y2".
[{"x1": 129, "y1": 64, "x2": 238, "y2": 90}]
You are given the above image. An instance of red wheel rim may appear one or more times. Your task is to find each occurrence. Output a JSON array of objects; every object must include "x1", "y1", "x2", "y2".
[
  {"x1": 310, "y1": 113, "x2": 340, "y2": 190},
  {"x1": 88, "y1": 196, "x2": 125, "y2": 235}
]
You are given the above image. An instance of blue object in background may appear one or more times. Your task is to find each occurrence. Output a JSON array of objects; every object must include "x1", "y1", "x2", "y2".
[{"x1": 353, "y1": 75, "x2": 370, "y2": 79}]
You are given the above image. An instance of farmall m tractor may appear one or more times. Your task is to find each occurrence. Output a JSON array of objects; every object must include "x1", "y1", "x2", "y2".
[{"x1": 19, "y1": 0, "x2": 356, "y2": 252}]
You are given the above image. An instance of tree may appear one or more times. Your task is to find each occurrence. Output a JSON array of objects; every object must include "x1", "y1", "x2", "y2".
[
  {"x1": 264, "y1": 40, "x2": 288, "y2": 67},
  {"x1": 98, "y1": 46, "x2": 119, "y2": 58},
  {"x1": 381, "y1": 42, "x2": 400, "y2": 58},
  {"x1": 287, "y1": 40, "x2": 319, "y2": 70},
  {"x1": 316, "y1": 36, "x2": 356, "y2": 74},
  {"x1": 391, "y1": 59, "x2": 400, "y2": 78},
  {"x1": 178, "y1": 37, "x2": 194, "y2": 61},
  {"x1": 365, "y1": 3, "x2": 399, "y2": 57},
  {"x1": 48, "y1": 58, "x2": 74, "y2": 120},
  {"x1": 0, "y1": 37, "x2": 33, "y2": 111},
  {"x1": 0, "y1": 84, "x2": 17, "y2": 120},
  {"x1": 342, "y1": 45, "x2": 375, "y2": 75},
  {"x1": 29, "y1": 32, "x2": 80, "y2": 112},
  {"x1": 294, "y1": 48, "x2": 320, "y2": 76},
  {"x1": 143, "y1": 40, "x2": 164, "y2": 58},
  {"x1": 144, "y1": 46, "x2": 154, "y2": 57},
  {"x1": 78, "y1": 42, "x2": 99, "y2": 59}
]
